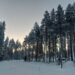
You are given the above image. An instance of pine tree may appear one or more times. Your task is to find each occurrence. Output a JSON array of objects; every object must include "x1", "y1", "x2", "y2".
[
  {"x1": 9, "y1": 39, "x2": 15, "y2": 59},
  {"x1": 41, "y1": 11, "x2": 51, "y2": 62},
  {"x1": 56, "y1": 4, "x2": 65, "y2": 68},
  {"x1": 65, "y1": 4, "x2": 75, "y2": 61},
  {"x1": 4, "y1": 37, "x2": 9, "y2": 59},
  {"x1": 34, "y1": 22, "x2": 40, "y2": 61},
  {"x1": 0, "y1": 21, "x2": 5, "y2": 61},
  {"x1": 50, "y1": 8, "x2": 56, "y2": 62},
  {"x1": 14, "y1": 40, "x2": 21, "y2": 59}
]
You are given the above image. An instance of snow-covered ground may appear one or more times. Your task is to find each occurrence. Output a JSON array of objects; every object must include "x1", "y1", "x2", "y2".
[{"x1": 0, "y1": 60, "x2": 75, "y2": 75}]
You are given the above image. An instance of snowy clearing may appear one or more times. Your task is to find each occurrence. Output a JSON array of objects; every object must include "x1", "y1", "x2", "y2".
[{"x1": 0, "y1": 60, "x2": 75, "y2": 75}]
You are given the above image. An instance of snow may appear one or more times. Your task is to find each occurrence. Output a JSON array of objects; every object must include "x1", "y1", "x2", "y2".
[{"x1": 0, "y1": 60, "x2": 75, "y2": 75}]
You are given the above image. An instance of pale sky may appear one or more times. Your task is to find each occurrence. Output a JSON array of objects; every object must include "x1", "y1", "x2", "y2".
[{"x1": 0, "y1": 0, "x2": 75, "y2": 43}]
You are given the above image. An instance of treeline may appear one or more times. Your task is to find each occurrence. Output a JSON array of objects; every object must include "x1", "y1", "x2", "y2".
[
  {"x1": 0, "y1": 22, "x2": 24, "y2": 60},
  {"x1": 23, "y1": 2, "x2": 75, "y2": 63},
  {"x1": 0, "y1": 22, "x2": 26, "y2": 60},
  {"x1": 3, "y1": 37, "x2": 24, "y2": 60}
]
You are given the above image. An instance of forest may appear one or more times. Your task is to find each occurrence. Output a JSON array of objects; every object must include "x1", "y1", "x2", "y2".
[{"x1": 0, "y1": 2, "x2": 75, "y2": 68}]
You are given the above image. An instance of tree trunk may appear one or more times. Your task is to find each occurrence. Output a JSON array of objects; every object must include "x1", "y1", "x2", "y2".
[
  {"x1": 48, "y1": 35, "x2": 51, "y2": 62},
  {"x1": 35, "y1": 40, "x2": 39, "y2": 61}
]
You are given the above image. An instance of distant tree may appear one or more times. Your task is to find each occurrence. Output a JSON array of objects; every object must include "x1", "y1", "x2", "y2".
[
  {"x1": 14, "y1": 40, "x2": 21, "y2": 59},
  {"x1": 9, "y1": 39, "x2": 15, "y2": 59},
  {"x1": 4, "y1": 37, "x2": 9, "y2": 59},
  {"x1": 15, "y1": 40, "x2": 21, "y2": 50},
  {"x1": 4, "y1": 37, "x2": 9, "y2": 49}
]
